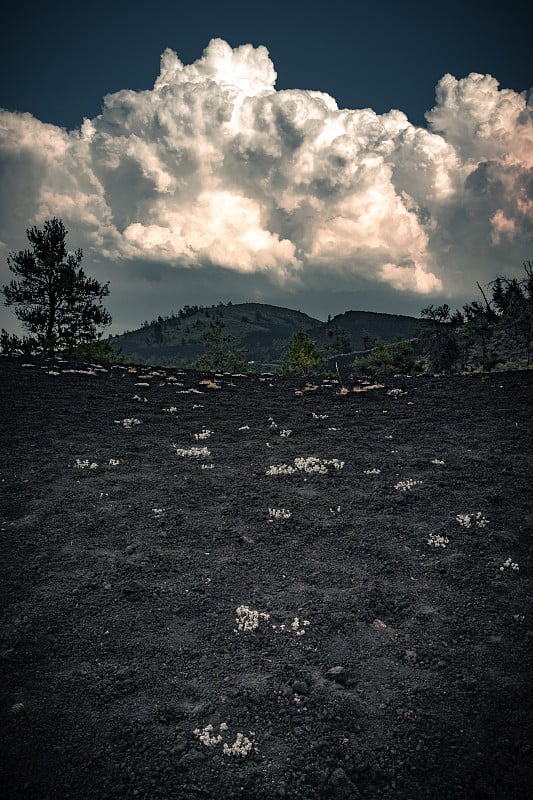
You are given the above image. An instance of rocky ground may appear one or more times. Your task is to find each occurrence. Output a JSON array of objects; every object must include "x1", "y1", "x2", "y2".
[{"x1": 1, "y1": 357, "x2": 532, "y2": 800}]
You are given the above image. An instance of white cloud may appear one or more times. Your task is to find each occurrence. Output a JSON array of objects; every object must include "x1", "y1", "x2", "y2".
[{"x1": 1, "y1": 38, "x2": 532, "y2": 328}]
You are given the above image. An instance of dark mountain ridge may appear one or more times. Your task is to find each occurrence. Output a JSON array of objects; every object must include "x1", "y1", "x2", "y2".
[{"x1": 109, "y1": 302, "x2": 431, "y2": 368}]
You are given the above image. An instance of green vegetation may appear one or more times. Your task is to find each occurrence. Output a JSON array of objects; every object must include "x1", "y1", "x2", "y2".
[
  {"x1": 418, "y1": 262, "x2": 533, "y2": 373},
  {"x1": 1, "y1": 217, "x2": 111, "y2": 357},
  {"x1": 353, "y1": 337, "x2": 420, "y2": 375},
  {"x1": 280, "y1": 331, "x2": 325, "y2": 375},
  {"x1": 196, "y1": 319, "x2": 249, "y2": 372}
]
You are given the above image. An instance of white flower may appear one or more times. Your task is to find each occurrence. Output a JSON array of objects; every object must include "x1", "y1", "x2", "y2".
[
  {"x1": 427, "y1": 533, "x2": 449, "y2": 548},
  {"x1": 115, "y1": 418, "x2": 141, "y2": 429},
  {"x1": 431, "y1": 459, "x2": 445, "y2": 465},
  {"x1": 194, "y1": 428, "x2": 212, "y2": 440},
  {"x1": 108, "y1": 458, "x2": 121, "y2": 466},
  {"x1": 172, "y1": 445, "x2": 211, "y2": 458},
  {"x1": 364, "y1": 468, "x2": 381, "y2": 475},
  {"x1": 234, "y1": 605, "x2": 270, "y2": 632},
  {"x1": 456, "y1": 512, "x2": 489, "y2": 528},
  {"x1": 163, "y1": 406, "x2": 178, "y2": 413},
  {"x1": 194, "y1": 724, "x2": 223, "y2": 747},
  {"x1": 268, "y1": 508, "x2": 291, "y2": 519},
  {"x1": 279, "y1": 429, "x2": 292, "y2": 437},
  {"x1": 312, "y1": 412, "x2": 328, "y2": 419},
  {"x1": 222, "y1": 732, "x2": 254, "y2": 757},
  {"x1": 500, "y1": 558, "x2": 519, "y2": 572},
  {"x1": 394, "y1": 479, "x2": 421, "y2": 491},
  {"x1": 152, "y1": 507, "x2": 165, "y2": 517}
]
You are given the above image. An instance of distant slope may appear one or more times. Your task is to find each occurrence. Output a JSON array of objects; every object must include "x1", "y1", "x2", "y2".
[
  {"x1": 109, "y1": 302, "x2": 321, "y2": 368},
  {"x1": 109, "y1": 303, "x2": 433, "y2": 368},
  {"x1": 310, "y1": 310, "x2": 435, "y2": 352}
]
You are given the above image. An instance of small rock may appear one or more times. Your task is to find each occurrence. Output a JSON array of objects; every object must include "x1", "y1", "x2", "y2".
[
  {"x1": 326, "y1": 666, "x2": 346, "y2": 682},
  {"x1": 292, "y1": 680, "x2": 308, "y2": 694}
]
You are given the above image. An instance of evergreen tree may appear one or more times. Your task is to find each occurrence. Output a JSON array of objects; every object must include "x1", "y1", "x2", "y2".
[{"x1": 2, "y1": 217, "x2": 111, "y2": 356}]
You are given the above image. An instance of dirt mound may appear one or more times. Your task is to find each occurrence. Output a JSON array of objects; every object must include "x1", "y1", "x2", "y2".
[{"x1": 1, "y1": 358, "x2": 532, "y2": 799}]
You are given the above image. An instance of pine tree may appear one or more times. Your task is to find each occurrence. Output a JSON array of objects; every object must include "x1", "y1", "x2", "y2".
[{"x1": 2, "y1": 217, "x2": 111, "y2": 356}]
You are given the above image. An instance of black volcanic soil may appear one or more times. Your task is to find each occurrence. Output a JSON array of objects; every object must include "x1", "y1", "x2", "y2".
[{"x1": 1, "y1": 358, "x2": 532, "y2": 800}]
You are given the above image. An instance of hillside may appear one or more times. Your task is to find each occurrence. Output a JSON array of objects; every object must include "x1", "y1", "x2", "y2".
[
  {"x1": 109, "y1": 303, "x2": 429, "y2": 368},
  {"x1": 1, "y1": 358, "x2": 532, "y2": 799},
  {"x1": 109, "y1": 303, "x2": 321, "y2": 368}
]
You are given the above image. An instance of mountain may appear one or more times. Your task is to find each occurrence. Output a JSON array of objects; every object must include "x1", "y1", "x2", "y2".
[
  {"x1": 309, "y1": 310, "x2": 435, "y2": 354},
  {"x1": 108, "y1": 302, "x2": 429, "y2": 368}
]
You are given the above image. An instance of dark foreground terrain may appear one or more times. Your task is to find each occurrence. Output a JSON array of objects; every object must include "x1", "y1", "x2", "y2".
[{"x1": 1, "y1": 358, "x2": 532, "y2": 800}]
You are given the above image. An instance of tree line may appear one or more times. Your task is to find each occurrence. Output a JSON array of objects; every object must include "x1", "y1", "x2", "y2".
[{"x1": 1, "y1": 217, "x2": 531, "y2": 374}]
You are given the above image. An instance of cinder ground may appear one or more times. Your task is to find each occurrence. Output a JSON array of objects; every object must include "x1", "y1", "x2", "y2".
[{"x1": 1, "y1": 358, "x2": 532, "y2": 799}]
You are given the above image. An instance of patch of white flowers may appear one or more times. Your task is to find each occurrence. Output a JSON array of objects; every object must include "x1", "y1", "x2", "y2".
[
  {"x1": 387, "y1": 388, "x2": 407, "y2": 396},
  {"x1": 431, "y1": 459, "x2": 446, "y2": 465},
  {"x1": 172, "y1": 445, "x2": 211, "y2": 458},
  {"x1": 194, "y1": 428, "x2": 212, "y2": 440},
  {"x1": 152, "y1": 507, "x2": 165, "y2": 518},
  {"x1": 115, "y1": 418, "x2": 141, "y2": 429},
  {"x1": 364, "y1": 468, "x2": 381, "y2": 475},
  {"x1": 193, "y1": 723, "x2": 256, "y2": 758},
  {"x1": 194, "y1": 723, "x2": 227, "y2": 747},
  {"x1": 290, "y1": 616, "x2": 310, "y2": 636},
  {"x1": 132, "y1": 394, "x2": 147, "y2": 402},
  {"x1": 74, "y1": 459, "x2": 98, "y2": 469},
  {"x1": 223, "y1": 732, "x2": 255, "y2": 758},
  {"x1": 312, "y1": 412, "x2": 328, "y2": 419},
  {"x1": 500, "y1": 558, "x2": 519, "y2": 572},
  {"x1": 234, "y1": 605, "x2": 270, "y2": 632},
  {"x1": 268, "y1": 508, "x2": 291, "y2": 519},
  {"x1": 427, "y1": 533, "x2": 449, "y2": 548},
  {"x1": 201, "y1": 463, "x2": 214, "y2": 470},
  {"x1": 163, "y1": 406, "x2": 178, "y2": 413},
  {"x1": 456, "y1": 512, "x2": 489, "y2": 528},
  {"x1": 279, "y1": 429, "x2": 292, "y2": 437},
  {"x1": 266, "y1": 456, "x2": 344, "y2": 476},
  {"x1": 394, "y1": 479, "x2": 421, "y2": 491},
  {"x1": 108, "y1": 458, "x2": 121, "y2": 466}
]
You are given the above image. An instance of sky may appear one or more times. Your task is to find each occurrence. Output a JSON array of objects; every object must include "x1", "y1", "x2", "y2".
[{"x1": 0, "y1": 0, "x2": 531, "y2": 334}]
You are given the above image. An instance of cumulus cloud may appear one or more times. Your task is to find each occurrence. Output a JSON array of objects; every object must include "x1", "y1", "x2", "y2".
[{"x1": 1, "y1": 38, "x2": 532, "y2": 323}]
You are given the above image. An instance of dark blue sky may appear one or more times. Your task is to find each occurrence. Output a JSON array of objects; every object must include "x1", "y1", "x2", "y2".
[{"x1": 1, "y1": 0, "x2": 530, "y2": 130}]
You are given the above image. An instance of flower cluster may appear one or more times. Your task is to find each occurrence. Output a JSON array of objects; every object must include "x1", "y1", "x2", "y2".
[
  {"x1": 266, "y1": 456, "x2": 344, "y2": 476},
  {"x1": 115, "y1": 418, "x2": 141, "y2": 428},
  {"x1": 387, "y1": 388, "x2": 407, "y2": 396},
  {"x1": 312, "y1": 412, "x2": 328, "y2": 419},
  {"x1": 194, "y1": 722, "x2": 227, "y2": 747},
  {"x1": 427, "y1": 533, "x2": 449, "y2": 548},
  {"x1": 394, "y1": 479, "x2": 421, "y2": 491},
  {"x1": 456, "y1": 512, "x2": 489, "y2": 528},
  {"x1": 364, "y1": 468, "x2": 381, "y2": 475},
  {"x1": 234, "y1": 605, "x2": 270, "y2": 632},
  {"x1": 172, "y1": 445, "x2": 211, "y2": 458},
  {"x1": 268, "y1": 508, "x2": 291, "y2": 519},
  {"x1": 290, "y1": 616, "x2": 310, "y2": 636},
  {"x1": 73, "y1": 458, "x2": 98, "y2": 469},
  {"x1": 194, "y1": 428, "x2": 212, "y2": 440},
  {"x1": 500, "y1": 558, "x2": 519, "y2": 572},
  {"x1": 223, "y1": 732, "x2": 255, "y2": 758},
  {"x1": 431, "y1": 459, "x2": 445, "y2": 465}
]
